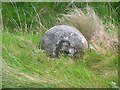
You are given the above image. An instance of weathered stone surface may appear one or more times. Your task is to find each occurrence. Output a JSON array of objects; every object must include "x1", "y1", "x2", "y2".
[{"x1": 40, "y1": 25, "x2": 88, "y2": 57}]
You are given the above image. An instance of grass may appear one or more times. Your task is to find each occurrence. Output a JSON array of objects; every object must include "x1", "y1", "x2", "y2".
[
  {"x1": 59, "y1": 6, "x2": 118, "y2": 54},
  {"x1": 2, "y1": 30, "x2": 118, "y2": 88},
  {"x1": 1, "y1": 3, "x2": 119, "y2": 88}
]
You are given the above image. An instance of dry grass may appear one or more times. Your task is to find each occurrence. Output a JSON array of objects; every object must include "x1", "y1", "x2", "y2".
[
  {"x1": 59, "y1": 6, "x2": 118, "y2": 54},
  {"x1": 91, "y1": 29, "x2": 118, "y2": 54}
]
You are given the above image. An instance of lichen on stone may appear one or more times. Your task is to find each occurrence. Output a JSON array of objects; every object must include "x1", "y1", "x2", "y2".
[{"x1": 40, "y1": 25, "x2": 88, "y2": 58}]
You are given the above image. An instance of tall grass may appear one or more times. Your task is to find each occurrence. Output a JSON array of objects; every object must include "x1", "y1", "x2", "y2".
[{"x1": 59, "y1": 4, "x2": 118, "y2": 54}]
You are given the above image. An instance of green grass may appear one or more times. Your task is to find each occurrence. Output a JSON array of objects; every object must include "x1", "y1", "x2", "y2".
[
  {"x1": 2, "y1": 31, "x2": 119, "y2": 88},
  {"x1": 1, "y1": 2, "x2": 119, "y2": 88}
]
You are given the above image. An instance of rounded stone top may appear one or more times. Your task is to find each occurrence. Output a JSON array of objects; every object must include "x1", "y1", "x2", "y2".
[{"x1": 40, "y1": 25, "x2": 88, "y2": 57}]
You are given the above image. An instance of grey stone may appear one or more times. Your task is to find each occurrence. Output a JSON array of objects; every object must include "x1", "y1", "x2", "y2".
[{"x1": 40, "y1": 25, "x2": 88, "y2": 57}]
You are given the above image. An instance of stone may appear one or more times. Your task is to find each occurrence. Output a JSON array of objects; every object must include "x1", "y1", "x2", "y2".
[{"x1": 40, "y1": 25, "x2": 88, "y2": 58}]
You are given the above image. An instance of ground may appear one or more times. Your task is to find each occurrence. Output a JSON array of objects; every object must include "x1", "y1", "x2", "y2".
[{"x1": 2, "y1": 31, "x2": 118, "y2": 88}]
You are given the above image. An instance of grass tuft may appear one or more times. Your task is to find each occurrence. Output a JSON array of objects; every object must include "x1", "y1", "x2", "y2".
[{"x1": 59, "y1": 5, "x2": 118, "y2": 54}]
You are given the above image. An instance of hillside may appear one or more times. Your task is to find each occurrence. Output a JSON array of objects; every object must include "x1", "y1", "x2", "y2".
[{"x1": 2, "y1": 2, "x2": 119, "y2": 88}]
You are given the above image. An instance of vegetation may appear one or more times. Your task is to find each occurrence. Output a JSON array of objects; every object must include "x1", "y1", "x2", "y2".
[{"x1": 2, "y1": 2, "x2": 119, "y2": 88}]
